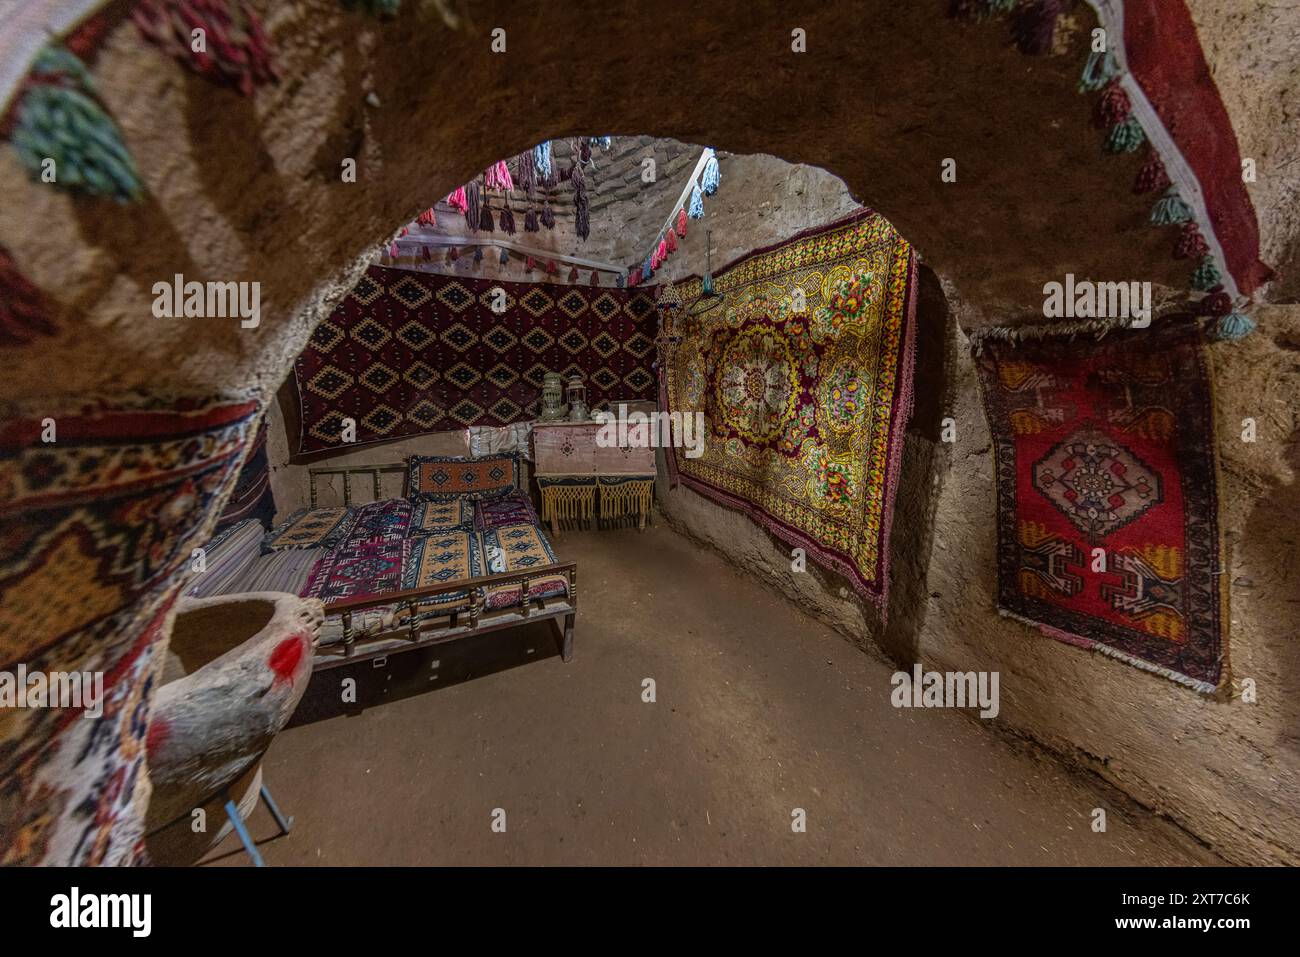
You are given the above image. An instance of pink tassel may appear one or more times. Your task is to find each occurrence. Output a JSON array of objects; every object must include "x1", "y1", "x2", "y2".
[
  {"x1": 546, "y1": 260, "x2": 559, "y2": 276},
  {"x1": 1133, "y1": 150, "x2": 1171, "y2": 194},
  {"x1": 666, "y1": 229, "x2": 677, "y2": 253},
  {"x1": 1093, "y1": 82, "x2": 1131, "y2": 128},
  {"x1": 676, "y1": 208, "x2": 687, "y2": 237},
  {"x1": 446, "y1": 187, "x2": 468, "y2": 214},
  {"x1": 590, "y1": 270, "x2": 599, "y2": 287},
  {"x1": 568, "y1": 265, "x2": 579, "y2": 282},
  {"x1": 1174, "y1": 222, "x2": 1209, "y2": 260}
]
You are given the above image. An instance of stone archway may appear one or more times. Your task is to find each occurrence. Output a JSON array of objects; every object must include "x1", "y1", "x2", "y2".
[{"x1": 1, "y1": 1, "x2": 1294, "y2": 865}]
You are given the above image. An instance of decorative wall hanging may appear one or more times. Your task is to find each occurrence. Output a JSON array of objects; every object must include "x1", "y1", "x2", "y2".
[
  {"x1": 292, "y1": 265, "x2": 658, "y2": 453},
  {"x1": 133, "y1": 0, "x2": 280, "y2": 95},
  {"x1": 948, "y1": 0, "x2": 1271, "y2": 339},
  {"x1": 971, "y1": 317, "x2": 1223, "y2": 692},
  {"x1": 663, "y1": 210, "x2": 918, "y2": 609},
  {"x1": 0, "y1": 395, "x2": 260, "y2": 864}
]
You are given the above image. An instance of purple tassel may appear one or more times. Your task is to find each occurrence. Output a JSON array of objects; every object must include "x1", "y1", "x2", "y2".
[
  {"x1": 500, "y1": 204, "x2": 516, "y2": 235},
  {"x1": 572, "y1": 162, "x2": 590, "y2": 242},
  {"x1": 1012, "y1": 0, "x2": 1067, "y2": 56},
  {"x1": 524, "y1": 208, "x2": 539, "y2": 232},
  {"x1": 479, "y1": 201, "x2": 495, "y2": 232},
  {"x1": 517, "y1": 150, "x2": 536, "y2": 196},
  {"x1": 464, "y1": 180, "x2": 482, "y2": 232},
  {"x1": 541, "y1": 203, "x2": 555, "y2": 230}
]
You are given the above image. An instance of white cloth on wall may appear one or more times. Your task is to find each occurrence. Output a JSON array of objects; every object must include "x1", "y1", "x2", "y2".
[{"x1": 466, "y1": 420, "x2": 535, "y2": 460}]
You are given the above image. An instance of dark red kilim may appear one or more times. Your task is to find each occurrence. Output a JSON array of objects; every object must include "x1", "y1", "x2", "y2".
[
  {"x1": 293, "y1": 265, "x2": 658, "y2": 453},
  {"x1": 974, "y1": 318, "x2": 1223, "y2": 691}
]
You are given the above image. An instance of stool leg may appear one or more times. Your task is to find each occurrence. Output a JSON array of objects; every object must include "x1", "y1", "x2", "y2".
[
  {"x1": 223, "y1": 792, "x2": 265, "y2": 867},
  {"x1": 260, "y1": 784, "x2": 294, "y2": 837}
]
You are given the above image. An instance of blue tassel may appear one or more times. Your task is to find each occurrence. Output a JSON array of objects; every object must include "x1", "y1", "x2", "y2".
[
  {"x1": 616, "y1": 273, "x2": 625, "y2": 288},
  {"x1": 1104, "y1": 117, "x2": 1145, "y2": 154},
  {"x1": 688, "y1": 184, "x2": 704, "y2": 219},
  {"x1": 1150, "y1": 187, "x2": 1192, "y2": 226},
  {"x1": 588, "y1": 136, "x2": 612, "y2": 149},
  {"x1": 533, "y1": 141, "x2": 552, "y2": 178},
  {"x1": 701, "y1": 155, "x2": 720, "y2": 195},
  {"x1": 702, "y1": 274, "x2": 714, "y2": 296},
  {"x1": 1216, "y1": 312, "x2": 1255, "y2": 340},
  {"x1": 1078, "y1": 48, "x2": 1119, "y2": 92},
  {"x1": 499, "y1": 248, "x2": 509, "y2": 266},
  {"x1": 644, "y1": 255, "x2": 653, "y2": 280}
]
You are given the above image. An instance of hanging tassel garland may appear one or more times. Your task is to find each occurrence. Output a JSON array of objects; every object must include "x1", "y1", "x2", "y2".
[
  {"x1": 417, "y1": 207, "x2": 437, "y2": 227},
  {"x1": 499, "y1": 203, "x2": 516, "y2": 235},
  {"x1": 1174, "y1": 223, "x2": 1209, "y2": 260},
  {"x1": 676, "y1": 208, "x2": 688, "y2": 236},
  {"x1": 572, "y1": 162, "x2": 590, "y2": 241},
  {"x1": 533, "y1": 141, "x2": 552, "y2": 180},
  {"x1": 1190, "y1": 255, "x2": 1221, "y2": 292},
  {"x1": 1104, "y1": 117, "x2": 1145, "y2": 154},
  {"x1": 484, "y1": 159, "x2": 514, "y2": 192},
  {"x1": 1133, "y1": 151, "x2": 1171, "y2": 194},
  {"x1": 701, "y1": 155, "x2": 720, "y2": 195},
  {"x1": 666, "y1": 229, "x2": 677, "y2": 253},
  {"x1": 517, "y1": 150, "x2": 536, "y2": 196},
  {"x1": 0, "y1": 246, "x2": 57, "y2": 347},
  {"x1": 133, "y1": 0, "x2": 280, "y2": 95},
  {"x1": 10, "y1": 47, "x2": 143, "y2": 202},
  {"x1": 1150, "y1": 186, "x2": 1192, "y2": 226},
  {"x1": 447, "y1": 186, "x2": 468, "y2": 214},
  {"x1": 656, "y1": 239, "x2": 667, "y2": 266},
  {"x1": 524, "y1": 207, "x2": 539, "y2": 232},
  {"x1": 1078, "y1": 48, "x2": 1120, "y2": 93},
  {"x1": 464, "y1": 181, "x2": 482, "y2": 231},
  {"x1": 688, "y1": 185, "x2": 704, "y2": 219}
]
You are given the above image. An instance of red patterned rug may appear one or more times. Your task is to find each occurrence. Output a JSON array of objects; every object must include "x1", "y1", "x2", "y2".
[
  {"x1": 293, "y1": 266, "x2": 658, "y2": 453},
  {"x1": 973, "y1": 318, "x2": 1224, "y2": 692}
]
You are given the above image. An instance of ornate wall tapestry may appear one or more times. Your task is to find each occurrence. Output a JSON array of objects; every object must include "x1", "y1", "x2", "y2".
[
  {"x1": 293, "y1": 265, "x2": 658, "y2": 454},
  {"x1": 0, "y1": 395, "x2": 260, "y2": 864},
  {"x1": 662, "y1": 210, "x2": 918, "y2": 608},
  {"x1": 972, "y1": 318, "x2": 1224, "y2": 692}
]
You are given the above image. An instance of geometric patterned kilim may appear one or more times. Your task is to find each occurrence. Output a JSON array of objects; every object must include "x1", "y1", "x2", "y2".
[
  {"x1": 293, "y1": 265, "x2": 658, "y2": 453},
  {"x1": 973, "y1": 316, "x2": 1224, "y2": 692}
]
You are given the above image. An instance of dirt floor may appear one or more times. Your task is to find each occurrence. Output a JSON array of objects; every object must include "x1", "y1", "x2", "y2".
[{"x1": 206, "y1": 523, "x2": 1222, "y2": 867}]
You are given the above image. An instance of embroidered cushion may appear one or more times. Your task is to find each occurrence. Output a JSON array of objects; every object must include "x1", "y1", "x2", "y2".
[
  {"x1": 262, "y1": 506, "x2": 355, "y2": 553},
  {"x1": 408, "y1": 452, "x2": 519, "y2": 501}
]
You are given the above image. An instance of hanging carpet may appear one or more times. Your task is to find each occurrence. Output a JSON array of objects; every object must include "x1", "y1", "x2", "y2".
[
  {"x1": 663, "y1": 209, "x2": 918, "y2": 609},
  {"x1": 972, "y1": 316, "x2": 1224, "y2": 692},
  {"x1": 293, "y1": 265, "x2": 658, "y2": 454}
]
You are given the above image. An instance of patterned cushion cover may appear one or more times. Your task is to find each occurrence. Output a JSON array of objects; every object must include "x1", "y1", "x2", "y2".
[
  {"x1": 263, "y1": 506, "x2": 355, "y2": 553},
  {"x1": 480, "y1": 522, "x2": 567, "y2": 609},
  {"x1": 475, "y1": 488, "x2": 540, "y2": 531},
  {"x1": 408, "y1": 452, "x2": 519, "y2": 502},
  {"x1": 346, "y1": 498, "x2": 412, "y2": 542},
  {"x1": 402, "y1": 530, "x2": 483, "y2": 606},
  {"x1": 410, "y1": 498, "x2": 476, "y2": 535}
]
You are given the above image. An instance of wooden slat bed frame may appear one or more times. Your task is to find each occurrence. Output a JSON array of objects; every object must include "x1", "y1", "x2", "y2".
[{"x1": 306, "y1": 460, "x2": 577, "y2": 671}]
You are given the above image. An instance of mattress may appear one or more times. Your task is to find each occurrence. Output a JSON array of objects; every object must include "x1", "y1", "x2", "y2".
[{"x1": 187, "y1": 519, "x2": 265, "y2": 598}]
